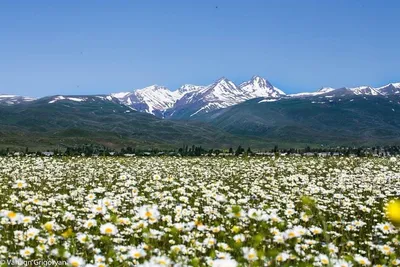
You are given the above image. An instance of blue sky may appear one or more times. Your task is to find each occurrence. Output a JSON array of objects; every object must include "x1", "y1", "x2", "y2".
[{"x1": 1, "y1": 0, "x2": 399, "y2": 97}]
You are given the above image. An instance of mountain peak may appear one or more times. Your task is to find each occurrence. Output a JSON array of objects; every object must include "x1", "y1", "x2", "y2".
[
  {"x1": 251, "y1": 75, "x2": 265, "y2": 81},
  {"x1": 209, "y1": 77, "x2": 238, "y2": 91},
  {"x1": 250, "y1": 75, "x2": 263, "y2": 81},
  {"x1": 376, "y1": 82, "x2": 400, "y2": 95},
  {"x1": 317, "y1": 87, "x2": 336, "y2": 93},
  {"x1": 249, "y1": 75, "x2": 273, "y2": 88},
  {"x1": 239, "y1": 76, "x2": 283, "y2": 98},
  {"x1": 215, "y1": 76, "x2": 230, "y2": 83},
  {"x1": 110, "y1": 78, "x2": 400, "y2": 119},
  {"x1": 139, "y1": 85, "x2": 169, "y2": 92}
]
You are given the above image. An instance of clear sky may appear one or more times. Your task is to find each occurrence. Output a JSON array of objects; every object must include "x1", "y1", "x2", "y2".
[{"x1": 1, "y1": 0, "x2": 400, "y2": 97}]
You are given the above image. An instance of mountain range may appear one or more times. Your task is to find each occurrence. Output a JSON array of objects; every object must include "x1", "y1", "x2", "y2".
[
  {"x1": 3, "y1": 76, "x2": 400, "y2": 119},
  {"x1": 108, "y1": 76, "x2": 286, "y2": 118},
  {"x1": 110, "y1": 76, "x2": 400, "y2": 119},
  {"x1": 1, "y1": 76, "x2": 400, "y2": 149}
]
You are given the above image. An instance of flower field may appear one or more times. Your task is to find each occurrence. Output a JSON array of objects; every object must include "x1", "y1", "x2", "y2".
[{"x1": 0, "y1": 156, "x2": 399, "y2": 266}]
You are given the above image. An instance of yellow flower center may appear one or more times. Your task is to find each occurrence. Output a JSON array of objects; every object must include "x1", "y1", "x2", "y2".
[{"x1": 8, "y1": 211, "x2": 16, "y2": 219}]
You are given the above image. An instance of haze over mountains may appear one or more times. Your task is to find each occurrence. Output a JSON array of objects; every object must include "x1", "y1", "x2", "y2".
[{"x1": 1, "y1": 75, "x2": 400, "y2": 149}]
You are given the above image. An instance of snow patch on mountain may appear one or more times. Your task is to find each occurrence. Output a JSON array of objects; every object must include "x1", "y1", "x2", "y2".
[
  {"x1": 190, "y1": 102, "x2": 225, "y2": 117},
  {"x1": 0, "y1": 94, "x2": 18, "y2": 98},
  {"x1": 347, "y1": 86, "x2": 381, "y2": 96},
  {"x1": 49, "y1": 96, "x2": 88, "y2": 104},
  {"x1": 0, "y1": 94, "x2": 36, "y2": 105},
  {"x1": 258, "y1": 99, "x2": 278, "y2": 103},
  {"x1": 112, "y1": 92, "x2": 131, "y2": 99},
  {"x1": 289, "y1": 87, "x2": 335, "y2": 97}
]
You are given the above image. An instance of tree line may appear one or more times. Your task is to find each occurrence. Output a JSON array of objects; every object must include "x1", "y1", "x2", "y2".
[{"x1": 1, "y1": 144, "x2": 400, "y2": 157}]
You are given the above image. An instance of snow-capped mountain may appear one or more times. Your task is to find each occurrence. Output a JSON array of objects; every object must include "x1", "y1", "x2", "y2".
[
  {"x1": 290, "y1": 83, "x2": 400, "y2": 98},
  {"x1": 193, "y1": 77, "x2": 247, "y2": 106},
  {"x1": 27, "y1": 77, "x2": 398, "y2": 119},
  {"x1": 3, "y1": 77, "x2": 400, "y2": 121},
  {"x1": 46, "y1": 95, "x2": 117, "y2": 104},
  {"x1": 168, "y1": 76, "x2": 287, "y2": 118},
  {"x1": 376, "y1": 83, "x2": 400, "y2": 95},
  {"x1": 347, "y1": 86, "x2": 381, "y2": 96},
  {"x1": 289, "y1": 87, "x2": 336, "y2": 97},
  {"x1": 239, "y1": 75, "x2": 285, "y2": 98},
  {"x1": 112, "y1": 85, "x2": 180, "y2": 116},
  {"x1": 170, "y1": 77, "x2": 248, "y2": 117},
  {"x1": 0, "y1": 94, "x2": 36, "y2": 105},
  {"x1": 111, "y1": 76, "x2": 284, "y2": 118}
]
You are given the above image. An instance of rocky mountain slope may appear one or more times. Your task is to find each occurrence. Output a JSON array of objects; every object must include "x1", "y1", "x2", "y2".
[{"x1": 112, "y1": 76, "x2": 285, "y2": 118}]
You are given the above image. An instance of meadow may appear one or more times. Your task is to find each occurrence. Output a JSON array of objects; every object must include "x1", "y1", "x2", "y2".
[{"x1": 0, "y1": 156, "x2": 399, "y2": 266}]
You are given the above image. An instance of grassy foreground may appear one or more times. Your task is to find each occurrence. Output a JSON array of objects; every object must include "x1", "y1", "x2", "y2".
[{"x1": 0, "y1": 156, "x2": 399, "y2": 266}]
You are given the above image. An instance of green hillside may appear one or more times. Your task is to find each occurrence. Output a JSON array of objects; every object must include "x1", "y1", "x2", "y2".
[
  {"x1": 194, "y1": 95, "x2": 400, "y2": 146},
  {"x1": 0, "y1": 97, "x2": 258, "y2": 150},
  {"x1": 2, "y1": 95, "x2": 400, "y2": 150}
]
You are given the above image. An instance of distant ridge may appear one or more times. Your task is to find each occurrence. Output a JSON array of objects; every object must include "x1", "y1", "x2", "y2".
[{"x1": 2, "y1": 78, "x2": 400, "y2": 119}]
